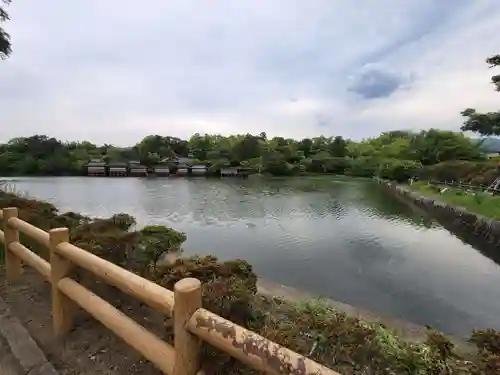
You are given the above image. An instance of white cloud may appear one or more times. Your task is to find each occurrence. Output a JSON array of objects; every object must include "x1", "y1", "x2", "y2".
[
  {"x1": 351, "y1": 1, "x2": 500, "y2": 134},
  {"x1": 1, "y1": 0, "x2": 499, "y2": 145}
]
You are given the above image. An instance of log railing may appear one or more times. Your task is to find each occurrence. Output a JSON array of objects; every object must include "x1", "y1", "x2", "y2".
[{"x1": 0, "y1": 207, "x2": 340, "y2": 375}]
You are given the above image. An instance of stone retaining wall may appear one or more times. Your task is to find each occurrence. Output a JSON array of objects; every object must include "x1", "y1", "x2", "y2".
[{"x1": 376, "y1": 178, "x2": 500, "y2": 250}]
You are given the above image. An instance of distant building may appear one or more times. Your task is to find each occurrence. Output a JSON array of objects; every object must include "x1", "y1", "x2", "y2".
[
  {"x1": 108, "y1": 162, "x2": 128, "y2": 177},
  {"x1": 191, "y1": 164, "x2": 207, "y2": 175},
  {"x1": 176, "y1": 164, "x2": 189, "y2": 176},
  {"x1": 220, "y1": 166, "x2": 251, "y2": 177},
  {"x1": 86, "y1": 159, "x2": 106, "y2": 176},
  {"x1": 128, "y1": 161, "x2": 148, "y2": 177},
  {"x1": 220, "y1": 167, "x2": 239, "y2": 176},
  {"x1": 153, "y1": 164, "x2": 170, "y2": 176}
]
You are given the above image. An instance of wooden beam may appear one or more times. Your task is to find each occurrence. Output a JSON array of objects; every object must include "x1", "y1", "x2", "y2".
[
  {"x1": 50, "y1": 228, "x2": 74, "y2": 337},
  {"x1": 58, "y1": 277, "x2": 176, "y2": 375},
  {"x1": 55, "y1": 242, "x2": 175, "y2": 315},
  {"x1": 187, "y1": 308, "x2": 341, "y2": 375},
  {"x1": 174, "y1": 278, "x2": 202, "y2": 375},
  {"x1": 3, "y1": 208, "x2": 22, "y2": 280}
]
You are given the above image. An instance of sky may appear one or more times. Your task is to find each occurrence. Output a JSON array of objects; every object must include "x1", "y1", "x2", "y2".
[{"x1": 1, "y1": 0, "x2": 500, "y2": 146}]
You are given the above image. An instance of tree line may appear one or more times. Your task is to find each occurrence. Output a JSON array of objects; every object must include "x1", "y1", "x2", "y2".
[{"x1": 0, "y1": 129, "x2": 488, "y2": 181}]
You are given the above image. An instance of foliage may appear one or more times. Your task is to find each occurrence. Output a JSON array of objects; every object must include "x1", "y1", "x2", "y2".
[
  {"x1": 470, "y1": 329, "x2": 500, "y2": 354},
  {"x1": 469, "y1": 329, "x2": 500, "y2": 375},
  {"x1": 377, "y1": 159, "x2": 422, "y2": 182},
  {"x1": 137, "y1": 225, "x2": 187, "y2": 274},
  {"x1": 0, "y1": 0, "x2": 11, "y2": 59},
  {"x1": 0, "y1": 128, "x2": 485, "y2": 178},
  {"x1": 461, "y1": 54, "x2": 500, "y2": 136},
  {"x1": 419, "y1": 161, "x2": 500, "y2": 186}
]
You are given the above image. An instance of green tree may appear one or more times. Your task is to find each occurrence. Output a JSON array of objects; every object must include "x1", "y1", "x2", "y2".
[
  {"x1": 0, "y1": 0, "x2": 11, "y2": 59},
  {"x1": 328, "y1": 136, "x2": 347, "y2": 157},
  {"x1": 461, "y1": 54, "x2": 500, "y2": 136},
  {"x1": 411, "y1": 129, "x2": 483, "y2": 165}
]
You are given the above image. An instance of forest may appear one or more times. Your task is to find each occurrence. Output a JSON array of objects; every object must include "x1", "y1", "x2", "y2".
[{"x1": 0, "y1": 129, "x2": 491, "y2": 182}]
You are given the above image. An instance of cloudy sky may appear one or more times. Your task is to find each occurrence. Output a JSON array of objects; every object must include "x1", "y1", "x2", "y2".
[{"x1": 1, "y1": 0, "x2": 500, "y2": 145}]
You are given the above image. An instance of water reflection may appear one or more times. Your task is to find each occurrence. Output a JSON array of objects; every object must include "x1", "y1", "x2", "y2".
[{"x1": 7, "y1": 176, "x2": 500, "y2": 336}]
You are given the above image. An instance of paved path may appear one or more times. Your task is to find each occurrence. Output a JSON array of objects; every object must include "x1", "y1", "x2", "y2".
[
  {"x1": 0, "y1": 335, "x2": 22, "y2": 375},
  {"x1": 0, "y1": 294, "x2": 59, "y2": 375}
]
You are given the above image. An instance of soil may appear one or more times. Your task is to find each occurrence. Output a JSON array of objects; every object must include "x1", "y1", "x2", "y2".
[{"x1": 0, "y1": 267, "x2": 171, "y2": 375}]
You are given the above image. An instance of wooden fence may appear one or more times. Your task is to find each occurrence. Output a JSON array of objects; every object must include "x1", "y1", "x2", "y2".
[
  {"x1": 0, "y1": 207, "x2": 340, "y2": 375},
  {"x1": 425, "y1": 179, "x2": 500, "y2": 194}
]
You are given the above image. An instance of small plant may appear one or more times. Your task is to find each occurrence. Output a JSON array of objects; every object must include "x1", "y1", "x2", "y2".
[
  {"x1": 470, "y1": 329, "x2": 500, "y2": 354},
  {"x1": 137, "y1": 225, "x2": 187, "y2": 274},
  {"x1": 425, "y1": 330, "x2": 455, "y2": 361},
  {"x1": 473, "y1": 192, "x2": 486, "y2": 204}
]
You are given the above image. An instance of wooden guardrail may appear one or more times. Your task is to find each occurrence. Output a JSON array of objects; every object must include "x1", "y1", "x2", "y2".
[
  {"x1": 425, "y1": 179, "x2": 500, "y2": 193},
  {"x1": 0, "y1": 207, "x2": 340, "y2": 375}
]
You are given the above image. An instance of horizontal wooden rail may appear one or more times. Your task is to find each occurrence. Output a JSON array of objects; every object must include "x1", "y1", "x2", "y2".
[
  {"x1": 8, "y1": 217, "x2": 50, "y2": 247},
  {"x1": 0, "y1": 206, "x2": 341, "y2": 375},
  {"x1": 58, "y1": 277, "x2": 176, "y2": 375},
  {"x1": 188, "y1": 308, "x2": 339, "y2": 375},
  {"x1": 56, "y1": 242, "x2": 175, "y2": 315},
  {"x1": 8, "y1": 241, "x2": 50, "y2": 280}
]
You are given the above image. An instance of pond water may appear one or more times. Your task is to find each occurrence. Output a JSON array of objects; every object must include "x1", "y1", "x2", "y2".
[{"x1": 5, "y1": 176, "x2": 500, "y2": 337}]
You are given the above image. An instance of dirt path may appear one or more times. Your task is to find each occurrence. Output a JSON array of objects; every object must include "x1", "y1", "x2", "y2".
[{"x1": 0, "y1": 268, "x2": 167, "y2": 375}]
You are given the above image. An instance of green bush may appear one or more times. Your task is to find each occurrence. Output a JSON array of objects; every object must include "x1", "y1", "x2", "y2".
[
  {"x1": 419, "y1": 161, "x2": 500, "y2": 186},
  {"x1": 377, "y1": 159, "x2": 422, "y2": 182}
]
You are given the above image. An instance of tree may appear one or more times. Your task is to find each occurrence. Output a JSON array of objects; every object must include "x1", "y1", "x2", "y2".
[
  {"x1": 411, "y1": 129, "x2": 483, "y2": 165},
  {"x1": 461, "y1": 54, "x2": 500, "y2": 136},
  {"x1": 297, "y1": 138, "x2": 313, "y2": 157},
  {"x1": 1, "y1": 0, "x2": 11, "y2": 59},
  {"x1": 328, "y1": 136, "x2": 347, "y2": 157},
  {"x1": 0, "y1": 128, "x2": 488, "y2": 177}
]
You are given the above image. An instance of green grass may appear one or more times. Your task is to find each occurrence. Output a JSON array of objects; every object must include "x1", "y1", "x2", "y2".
[{"x1": 408, "y1": 181, "x2": 500, "y2": 220}]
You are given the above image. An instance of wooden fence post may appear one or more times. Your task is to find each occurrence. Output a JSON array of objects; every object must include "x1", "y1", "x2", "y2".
[
  {"x1": 49, "y1": 227, "x2": 74, "y2": 337},
  {"x1": 174, "y1": 278, "x2": 202, "y2": 375},
  {"x1": 3, "y1": 207, "x2": 22, "y2": 280}
]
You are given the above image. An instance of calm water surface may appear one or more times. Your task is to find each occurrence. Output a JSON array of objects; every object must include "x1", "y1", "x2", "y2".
[{"x1": 7, "y1": 176, "x2": 500, "y2": 337}]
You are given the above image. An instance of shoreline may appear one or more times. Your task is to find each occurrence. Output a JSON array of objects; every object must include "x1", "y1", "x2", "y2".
[
  {"x1": 257, "y1": 278, "x2": 476, "y2": 357},
  {"x1": 376, "y1": 178, "x2": 500, "y2": 250}
]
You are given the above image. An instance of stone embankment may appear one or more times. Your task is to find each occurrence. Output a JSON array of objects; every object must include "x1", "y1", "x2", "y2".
[{"x1": 376, "y1": 178, "x2": 500, "y2": 249}]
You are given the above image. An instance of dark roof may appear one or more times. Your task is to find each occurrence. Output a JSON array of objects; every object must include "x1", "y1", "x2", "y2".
[{"x1": 107, "y1": 162, "x2": 128, "y2": 167}]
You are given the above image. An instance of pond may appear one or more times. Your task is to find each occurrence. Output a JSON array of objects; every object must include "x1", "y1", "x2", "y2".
[{"x1": 6, "y1": 176, "x2": 500, "y2": 337}]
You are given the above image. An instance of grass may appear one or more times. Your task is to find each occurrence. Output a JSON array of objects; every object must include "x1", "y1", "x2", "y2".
[{"x1": 408, "y1": 181, "x2": 500, "y2": 220}]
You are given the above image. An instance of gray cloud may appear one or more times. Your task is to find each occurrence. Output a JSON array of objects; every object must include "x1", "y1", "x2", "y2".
[{"x1": 348, "y1": 66, "x2": 412, "y2": 99}]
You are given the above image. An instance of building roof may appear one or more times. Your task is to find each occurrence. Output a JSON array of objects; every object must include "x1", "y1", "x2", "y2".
[{"x1": 107, "y1": 162, "x2": 128, "y2": 167}]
